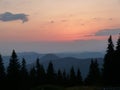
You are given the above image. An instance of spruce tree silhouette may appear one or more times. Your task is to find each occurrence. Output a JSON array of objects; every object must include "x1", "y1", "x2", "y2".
[
  {"x1": 20, "y1": 58, "x2": 29, "y2": 90},
  {"x1": 57, "y1": 69, "x2": 63, "y2": 85},
  {"x1": 114, "y1": 34, "x2": 120, "y2": 85},
  {"x1": 116, "y1": 34, "x2": 120, "y2": 51},
  {"x1": 103, "y1": 35, "x2": 115, "y2": 86},
  {"x1": 46, "y1": 61, "x2": 55, "y2": 84},
  {"x1": 76, "y1": 68, "x2": 83, "y2": 86},
  {"x1": 62, "y1": 69, "x2": 68, "y2": 86},
  {"x1": 69, "y1": 66, "x2": 76, "y2": 86},
  {"x1": 36, "y1": 58, "x2": 46, "y2": 85},
  {"x1": 39, "y1": 64, "x2": 46, "y2": 84},
  {"x1": 7, "y1": 50, "x2": 21, "y2": 90},
  {"x1": 0, "y1": 54, "x2": 6, "y2": 89},
  {"x1": 36, "y1": 58, "x2": 41, "y2": 85},
  {"x1": 85, "y1": 59, "x2": 101, "y2": 86},
  {"x1": 29, "y1": 66, "x2": 36, "y2": 88}
]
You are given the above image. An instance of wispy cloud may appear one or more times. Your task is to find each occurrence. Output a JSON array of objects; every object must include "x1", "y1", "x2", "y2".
[
  {"x1": 61, "y1": 19, "x2": 68, "y2": 22},
  {"x1": 91, "y1": 17, "x2": 114, "y2": 22},
  {"x1": 95, "y1": 28, "x2": 120, "y2": 36},
  {"x1": 108, "y1": 18, "x2": 113, "y2": 21},
  {"x1": 50, "y1": 20, "x2": 54, "y2": 23},
  {"x1": 91, "y1": 17, "x2": 102, "y2": 22},
  {"x1": 0, "y1": 12, "x2": 28, "y2": 23}
]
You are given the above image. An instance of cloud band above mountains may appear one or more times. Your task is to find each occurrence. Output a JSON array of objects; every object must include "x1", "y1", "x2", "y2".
[
  {"x1": 0, "y1": 12, "x2": 28, "y2": 23},
  {"x1": 95, "y1": 28, "x2": 120, "y2": 36}
]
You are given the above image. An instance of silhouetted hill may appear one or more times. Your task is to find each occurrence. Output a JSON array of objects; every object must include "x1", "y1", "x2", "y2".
[
  {"x1": 56, "y1": 52, "x2": 104, "y2": 58},
  {"x1": 18, "y1": 52, "x2": 41, "y2": 57},
  {"x1": 17, "y1": 52, "x2": 43, "y2": 64},
  {"x1": 40, "y1": 54, "x2": 60, "y2": 61}
]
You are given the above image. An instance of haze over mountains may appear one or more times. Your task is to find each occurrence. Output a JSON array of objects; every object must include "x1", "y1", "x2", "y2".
[{"x1": 2, "y1": 52, "x2": 104, "y2": 78}]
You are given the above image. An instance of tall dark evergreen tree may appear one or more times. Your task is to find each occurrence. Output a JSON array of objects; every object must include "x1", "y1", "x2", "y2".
[
  {"x1": 62, "y1": 69, "x2": 68, "y2": 86},
  {"x1": 116, "y1": 34, "x2": 120, "y2": 51},
  {"x1": 39, "y1": 64, "x2": 46, "y2": 84},
  {"x1": 76, "y1": 68, "x2": 83, "y2": 85},
  {"x1": 63, "y1": 69, "x2": 67, "y2": 81},
  {"x1": 103, "y1": 35, "x2": 115, "y2": 85},
  {"x1": 46, "y1": 61, "x2": 55, "y2": 84},
  {"x1": 0, "y1": 54, "x2": 6, "y2": 89},
  {"x1": 57, "y1": 69, "x2": 63, "y2": 85},
  {"x1": 21, "y1": 58, "x2": 28, "y2": 78},
  {"x1": 29, "y1": 66, "x2": 36, "y2": 88},
  {"x1": 20, "y1": 58, "x2": 28, "y2": 90},
  {"x1": 36, "y1": 58, "x2": 46, "y2": 85},
  {"x1": 0, "y1": 54, "x2": 6, "y2": 79},
  {"x1": 36, "y1": 58, "x2": 41, "y2": 85},
  {"x1": 114, "y1": 34, "x2": 120, "y2": 85},
  {"x1": 69, "y1": 66, "x2": 76, "y2": 86},
  {"x1": 85, "y1": 59, "x2": 101, "y2": 86},
  {"x1": 7, "y1": 50, "x2": 21, "y2": 90},
  {"x1": 7, "y1": 50, "x2": 20, "y2": 76},
  {"x1": 94, "y1": 59, "x2": 101, "y2": 85}
]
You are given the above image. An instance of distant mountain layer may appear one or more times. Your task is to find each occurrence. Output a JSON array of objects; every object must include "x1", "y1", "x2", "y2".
[
  {"x1": 56, "y1": 52, "x2": 104, "y2": 58},
  {"x1": 2, "y1": 52, "x2": 104, "y2": 78},
  {"x1": 40, "y1": 54, "x2": 60, "y2": 61}
]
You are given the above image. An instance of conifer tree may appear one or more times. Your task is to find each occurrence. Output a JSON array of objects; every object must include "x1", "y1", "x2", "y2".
[
  {"x1": 69, "y1": 66, "x2": 76, "y2": 86},
  {"x1": 39, "y1": 64, "x2": 46, "y2": 84},
  {"x1": 0, "y1": 54, "x2": 6, "y2": 89},
  {"x1": 76, "y1": 68, "x2": 83, "y2": 85},
  {"x1": 85, "y1": 59, "x2": 101, "y2": 85},
  {"x1": 29, "y1": 66, "x2": 36, "y2": 87},
  {"x1": 7, "y1": 50, "x2": 21, "y2": 90},
  {"x1": 103, "y1": 35, "x2": 115, "y2": 85},
  {"x1": 116, "y1": 34, "x2": 120, "y2": 51},
  {"x1": 63, "y1": 69, "x2": 67, "y2": 81},
  {"x1": 36, "y1": 58, "x2": 46, "y2": 85},
  {"x1": 20, "y1": 58, "x2": 28, "y2": 89},
  {"x1": 114, "y1": 34, "x2": 120, "y2": 85},
  {"x1": 57, "y1": 69, "x2": 63, "y2": 85},
  {"x1": 62, "y1": 69, "x2": 68, "y2": 86},
  {"x1": 47, "y1": 61, "x2": 55, "y2": 84},
  {"x1": 21, "y1": 58, "x2": 28, "y2": 78},
  {"x1": 0, "y1": 54, "x2": 6, "y2": 79},
  {"x1": 36, "y1": 58, "x2": 41, "y2": 85},
  {"x1": 7, "y1": 50, "x2": 20, "y2": 76}
]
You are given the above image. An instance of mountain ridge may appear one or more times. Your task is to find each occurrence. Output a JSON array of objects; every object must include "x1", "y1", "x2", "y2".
[{"x1": 2, "y1": 51, "x2": 104, "y2": 78}]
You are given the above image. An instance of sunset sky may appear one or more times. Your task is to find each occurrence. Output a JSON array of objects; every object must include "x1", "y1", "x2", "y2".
[{"x1": 0, "y1": 0, "x2": 120, "y2": 55}]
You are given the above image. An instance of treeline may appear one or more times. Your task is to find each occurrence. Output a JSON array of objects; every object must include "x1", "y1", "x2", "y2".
[
  {"x1": 0, "y1": 50, "x2": 83, "y2": 90},
  {"x1": 103, "y1": 35, "x2": 120, "y2": 86},
  {"x1": 0, "y1": 35, "x2": 120, "y2": 90}
]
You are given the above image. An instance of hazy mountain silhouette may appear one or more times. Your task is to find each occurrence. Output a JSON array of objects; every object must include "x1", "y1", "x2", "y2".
[
  {"x1": 40, "y1": 54, "x2": 60, "y2": 61},
  {"x1": 2, "y1": 52, "x2": 103, "y2": 78},
  {"x1": 56, "y1": 52, "x2": 104, "y2": 58}
]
